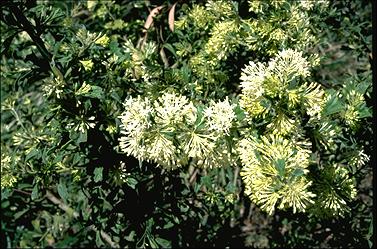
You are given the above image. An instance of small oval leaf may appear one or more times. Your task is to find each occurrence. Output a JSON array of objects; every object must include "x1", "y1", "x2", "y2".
[{"x1": 57, "y1": 180, "x2": 68, "y2": 203}]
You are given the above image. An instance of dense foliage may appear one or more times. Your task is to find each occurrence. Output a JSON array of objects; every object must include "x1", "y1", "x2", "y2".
[{"x1": 1, "y1": 0, "x2": 373, "y2": 248}]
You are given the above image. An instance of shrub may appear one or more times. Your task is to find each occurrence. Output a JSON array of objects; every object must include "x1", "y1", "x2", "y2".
[{"x1": 1, "y1": 0, "x2": 372, "y2": 248}]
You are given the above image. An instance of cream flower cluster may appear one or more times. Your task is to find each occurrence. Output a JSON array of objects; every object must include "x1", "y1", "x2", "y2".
[
  {"x1": 239, "y1": 134, "x2": 315, "y2": 215},
  {"x1": 119, "y1": 92, "x2": 237, "y2": 169},
  {"x1": 314, "y1": 166, "x2": 357, "y2": 217},
  {"x1": 240, "y1": 49, "x2": 325, "y2": 120},
  {"x1": 268, "y1": 49, "x2": 310, "y2": 82}
]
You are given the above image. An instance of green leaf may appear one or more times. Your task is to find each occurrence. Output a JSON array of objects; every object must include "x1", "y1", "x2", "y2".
[
  {"x1": 125, "y1": 177, "x2": 137, "y2": 189},
  {"x1": 82, "y1": 208, "x2": 90, "y2": 221},
  {"x1": 57, "y1": 179, "x2": 68, "y2": 203},
  {"x1": 200, "y1": 214, "x2": 208, "y2": 226},
  {"x1": 125, "y1": 230, "x2": 135, "y2": 242},
  {"x1": 163, "y1": 43, "x2": 177, "y2": 57},
  {"x1": 149, "y1": 238, "x2": 159, "y2": 249},
  {"x1": 94, "y1": 167, "x2": 103, "y2": 183},
  {"x1": 234, "y1": 105, "x2": 246, "y2": 121},
  {"x1": 358, "y1": 106, "x2": 372, "y2": 118},
  {"x1": 163, "y1": 221, "x2": 174, "y2": 229},
  {"x1": 323, "y1": 91, "x2": 344, "y2": 116},
  {"x1": 25, "y1": 149, "x2": 39, "y2": 161},
  {"x1": 194, "y1": 105, "x2": 205, "y2": 128},
  {"x1": 368, "y1": 240, "x2": 373, "y2": 248},
  {"x1": 103, "y1": 199, "x2": 113, "y2": 210},
  {"x1": 179, "y1": 204, "x2": 189, "y2": 213},
  {"x1": 161, "y1": 131, "x2": 175, "y2": 139},
  {"x1": 173, "y1": 216, "x2": 179, "y2": 224},
  {"x1": 14, "y1": 209, "x2": 29, "y2": 220},
  {"x1": 84, "y1": 85, "x2": 104, "y2": 99},
  {"x1": 200, "y1": 175, "x2": 212, "y2": 188},
  {"x1": 31, "y1": 184, "x2": 39, "y2": 201},
  {"x1": 95, "y1": 230, "x2": 105, "y2": 247},
  {"x1": 367, "y1": 217, "x2": 373, "y2": 245},
  {"x1": 1, "y1": 188, "x2": 11, "y2": 200},
  {"x1": 155, "y1": 237, "x2": 171, "y2": 248},
  {"x1": 110, "y1": 91, "x2": 121, "y2": 103},
  {"x1": 109, "y1": 40, "x2": 120, "y2": 54},
  {"x1": 73, "y1": 153, "x2": 82, "y2": 165},
  {"x1": 77, "y1": 131, "x2": 88, "y2": 144},
  {"x1": 180, "y1": 63, "x2": 191, "y2": 83},
  {"x1": 54, "y1": 236, "x2": 79, "y2": 248},
  {"x1": 53, "y1": 153, "x2": 64, "y2": 164},
  {"x1": 1, "y1": 200, "x2": 10, "y2": 208},
  {"x1": 291, "y1": 168, "x2": 305, "y2": 178},
  {"x1": 32, "y1": 219, "x2": 43, "y2": 233},
  {"x1": 368, "y1": 218, "x2": 373, "y2": 234},
  {"x1": 275, "y1": 159, "x2": 286, "y2": 177}
]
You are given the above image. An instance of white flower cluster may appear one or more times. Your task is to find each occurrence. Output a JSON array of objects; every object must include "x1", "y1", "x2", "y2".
[
  {"x1": 241, "y1": 49, "x2": 310, "y2": 97},
  {"x1": 119, "y1": 96, "x2": 154, "y2": 160},
  {"x1": 204, "y1": 97, "x2": 236, "y2": 135},
  {"x1": 118, "y1": 92, "x2": 238, "y2": 169},
  {"x1": 66, "y1": 115, "x2": 96, "y2": 133},
  {"x1": 240, "y1": 61, "x2": 266, "y2": 99},
  {"x1": 153, "y1": 93, "x2": 196, "y2": 128},
  {"x1": 299, "y1": 0, "x2": 329, "y2": 11}
]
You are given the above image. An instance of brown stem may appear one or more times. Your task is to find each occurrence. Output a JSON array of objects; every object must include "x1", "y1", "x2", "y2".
[
  {"x1": 13, "y1": 189, "x2": 31, "y2": 195},
  {"x1": 8, "y1": 4, "x2": 51, "y2": 64},
  {"x1": 233, "y1": 166, "x2": 239, "y2": 187},
  {"x1": 247, "y1": 202, "x2": 253, "y2": 220},
  {"x1": 45, "y1": 190, "x2": 119, "y2": 248},
  {"x1": 220, "y1": 168, "x2": 226, "y2": 186},
  {"x1": 189, "y1": 168, "x2": 199, "y2": 185},
  {"x1": 8, "y1": 3, "x2": 66, "y2": 82},
  {"x1": 45, "y1": 190, "x2": 79, "y2": 218}
]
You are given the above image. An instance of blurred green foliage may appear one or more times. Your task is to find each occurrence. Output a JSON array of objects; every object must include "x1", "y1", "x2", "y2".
[{"x1": 0, "y1": 0, "x2": 372, "y2": 248}]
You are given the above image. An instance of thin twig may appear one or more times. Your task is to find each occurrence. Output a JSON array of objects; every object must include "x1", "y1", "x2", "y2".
[
  {"x1": 45, "y1": 190, "x2": 119, "y2": 248},
  {"x1": 8, "y1": 3, "x2": 66, "y2": 83},
  {"x1": 159, "y1": 25, "x2": 165, "y2": 43},
  {"x1": 8, "y1": 4, "x2": 51, "y2": 63},
  {"x1": 233, "y1": 166, "x2": 239, "y2": 187},
  {"x1": 160, "y1": 47, "x2": 169, "y2": 68},
  {"x1": 45, "y1": 190, "x2": 79, "y2": 218},
  {"x1": 321, "y1": 43, "x2": 342, "y2": 54},
  {"x1": 189, "y1": 168, "x2": 199, "y2": 185},
  {"x1": 13, "y1": 188, "x2": 31, "y2": 195},
  {"x1": 72, "y1": 10, "x2": 90, "y2": 18},
  {"x1": 202, "y1": 169, "x2": 207, "y2": 192},
  {"x1": 100, "y1": 230, "x2": 118, "y2": 248},
  {"x1": 247, "y1": 202, "x2": 253, "y2": 220},
  {"x1": 220, "y1": 168, "x2": 226, "y2": 186}
]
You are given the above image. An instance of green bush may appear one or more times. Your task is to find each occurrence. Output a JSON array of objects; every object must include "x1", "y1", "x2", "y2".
[{"x1": 1, "y1": 0, "x2": 372, "y2": 248}]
